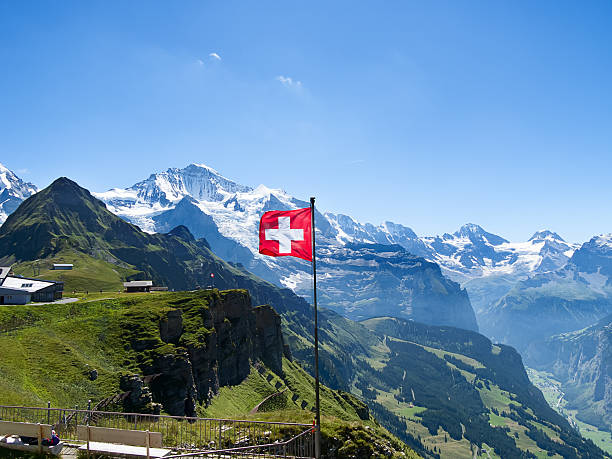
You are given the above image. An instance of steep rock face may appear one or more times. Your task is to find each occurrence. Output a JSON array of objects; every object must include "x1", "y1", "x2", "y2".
[
  {"x1": 128, "y1": 290, "x2": 287, "y2": 416},
  {"x1": 530, "y1": 315, "x2": 612, "y2": 430},
  {"x1": 254, "y1": 305, "x2": 286, "y2": 375},
  {"x1": 119, "y1": 374, "x2": 162, "y2": 414},
  {"x1": 318, "y1": 242, "x2": 478, "y2": 331}
]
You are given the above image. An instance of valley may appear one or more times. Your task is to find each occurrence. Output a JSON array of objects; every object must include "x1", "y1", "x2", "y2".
[
  {"x1": 528, "y1": 368, "x2": 612, "y2": 455},
  {"x1": 0, "y1": 166, "x2": 609, "y2": 457}
]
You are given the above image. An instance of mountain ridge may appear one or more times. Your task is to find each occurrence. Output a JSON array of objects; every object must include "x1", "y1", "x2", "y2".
[
  {"x1": 0, "y1": 175, "x2": 605, "y2": 457},
  {"x1": 480, "y1": 233, "x2": 612, "y2": 354},
  {"x1": 95, "y1": 163, "x2": 479, "y2": 330},
  {"x1": 0, "y1": 162, "x2": 37, "y2": 225}
]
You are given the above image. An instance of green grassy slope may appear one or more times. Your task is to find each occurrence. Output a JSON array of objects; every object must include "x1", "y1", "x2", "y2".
[
  {"x1": 528, "y1": 368, "x2": 612, "y2": 455},
  {"x1": 0, "y1": 177, "x2": 605, "y2": 458},
  {"x1": 0, "y1": 291, "x2": 418, "y2": 458},
  {"x1": 358, "y1": 317, "x2": 606, "y2": 459},
  {"x1": 12, "y1": 250, "x2": 141, "y2": 292}
]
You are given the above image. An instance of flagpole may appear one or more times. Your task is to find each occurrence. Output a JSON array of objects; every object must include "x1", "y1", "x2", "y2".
[{"x1": 310, "y1": 196, "x2": 321, "y2": 458}]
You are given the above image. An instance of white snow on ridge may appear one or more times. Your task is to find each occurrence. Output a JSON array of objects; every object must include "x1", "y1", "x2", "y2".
[
  {"x1": 0, "y1": 163, "x2": 38, "y2": 225},
  {"x1": 94, "y1": 162, "x2": 581, "y2": 286},
  {"x1": 592, "y1": 233, "x2": 612, "y2": 247}
]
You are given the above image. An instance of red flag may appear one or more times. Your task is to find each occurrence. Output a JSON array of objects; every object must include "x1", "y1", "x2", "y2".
[{"x1": 259, "y1": 207, "x2": 312, "y2": 261}]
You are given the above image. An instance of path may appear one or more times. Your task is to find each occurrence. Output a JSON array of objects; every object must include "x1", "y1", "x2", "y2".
[
  {"x1": 250, "y1": 389, "x2": 288, "y2": 414},
  {"x1": 32, "y1": 297, "x2": 79, "y2": 306}
]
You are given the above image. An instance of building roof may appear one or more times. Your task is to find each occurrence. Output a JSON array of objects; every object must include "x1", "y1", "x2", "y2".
[
  {"x1": 123, "y1": 281, "x2": 153, "y2": 287},
  {"x1": 0, "y1": 267, "x2": 11, "y2": 283},
  {"x1": 1, "y1": 276, "x2": 57, "y2": 293},
  {"x1": 53, "y1": 263, "x2": 73, "y2": 267}
]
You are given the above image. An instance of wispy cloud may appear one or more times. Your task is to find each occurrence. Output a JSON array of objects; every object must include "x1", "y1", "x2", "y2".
[
  {"x1": 196, "y1": 58, "x2": 205, "y2": 66},
  {"x1": 209, "y1": 52, "x2": 221, "y2": 61},
  {"x1": 346, "y1": 159, "x2": 366, "y2": 166},
  {"x1": 276, "y1": 75, "x2": 302, "y2": 89}
]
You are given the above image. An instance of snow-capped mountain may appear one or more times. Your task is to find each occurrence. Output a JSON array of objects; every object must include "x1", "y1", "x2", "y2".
[
  {"x1": 96, "y1": 163, "x2": 576, "y2": 284},
  {"x1": 422, "y1": 225, "x2": 577, "y2": 282},
  {"x1": 312, "y1": 216, "x2": 577, "y2": 286},
  {"x1": 0, "y1": 163, "x2": 37, "y2": 225},
  {"x1": 480, "y1": 233, "x2": 612, "y2": 354},
  {"x1": 94, "y1": 163, "x2": 478, "y2": 330},
  {"x1": 320, "y1": 217, "x2": 577, "y2": 314},
  {"x1": 94, "y1": 162, "x2": 584, "y2": 330}
]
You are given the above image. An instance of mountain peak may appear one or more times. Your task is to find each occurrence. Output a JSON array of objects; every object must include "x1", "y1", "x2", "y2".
[
  {"x1": 189, "y1": 163, "x2": 222, "y2": 176},
  {"x1": 456, "y1": 223, "x2": 485, "y2": 235},
  {"x1": 49, "y1": 176, "x2": 79, "y2": 189},
  {"x1": 166, "y1": 225, "x2": 195, "y2": 241},
  {"x1": 0, "y1": 176, "x2": 130, "y2": 261},
  {"x1": 453, "y1": 223, "x2": 509, "y2": 245},
  {"x1": 0, "y1": 164, "x2": 38, "y2": 225},
  {"x1": 591, "y1": 233, "x2": 612, "y2": 248},
  {"x1": 529, "y1": 230, "x2": 565, "y2": 242}
]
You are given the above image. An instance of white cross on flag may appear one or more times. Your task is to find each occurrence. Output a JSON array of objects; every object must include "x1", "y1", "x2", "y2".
[{"x1": 259, "y1": 207, "x2": 312, "y2": 261}]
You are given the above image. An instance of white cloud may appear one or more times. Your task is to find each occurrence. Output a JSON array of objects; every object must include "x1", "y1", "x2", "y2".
[
  {"x1": 276, "y1": 75, "x2": 302, "y2": 88},
  {"x1": 209, "y1": 52, "x2": 221, "y2": 61},
  {"x1": 196, "y1": 58, "x2": 205, "y2": 66}
]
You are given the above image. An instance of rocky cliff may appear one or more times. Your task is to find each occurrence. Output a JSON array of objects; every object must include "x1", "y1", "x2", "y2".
[
  {"x1": 529, "y1": 314, "x2": 612, "y2": 430},
  {"x1": 121, "y1": 289, "x2": 289, "y2": 416}
]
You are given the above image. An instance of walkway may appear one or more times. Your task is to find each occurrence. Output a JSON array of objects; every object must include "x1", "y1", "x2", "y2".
[{"x1": 32, "y1": 297, "x2": 79, "y2": 306}]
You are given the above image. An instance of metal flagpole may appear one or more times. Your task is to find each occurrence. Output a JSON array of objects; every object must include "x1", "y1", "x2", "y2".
[{"x1": 310, "y1": 196, "x2": 321, "y2": 458}]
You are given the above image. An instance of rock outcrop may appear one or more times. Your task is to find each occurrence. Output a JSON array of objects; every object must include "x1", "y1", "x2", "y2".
[
  {"x1": 120, "y1": 374, "x2": 162, "y2": 415},
  {"x1": 125, "y1": 289, "x2": 288, "y2": 416}
]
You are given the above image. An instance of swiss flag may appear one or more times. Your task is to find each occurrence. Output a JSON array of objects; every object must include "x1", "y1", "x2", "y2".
[{"x1": 259, "y1": 207, "x2": 312, "y2": 261}]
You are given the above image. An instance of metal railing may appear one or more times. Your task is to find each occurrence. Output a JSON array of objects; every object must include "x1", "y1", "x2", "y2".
[
  {"x1": 165, "y1": 428, "x2": 314, "y2": 458},
  {"x1": 0, "y1": 405, "x2": 314, "y2": 456}
]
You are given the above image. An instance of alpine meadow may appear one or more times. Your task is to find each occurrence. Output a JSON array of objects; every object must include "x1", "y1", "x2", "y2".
[{"x1": 1, "y1": 2, "x2": 612, "y2": 459}]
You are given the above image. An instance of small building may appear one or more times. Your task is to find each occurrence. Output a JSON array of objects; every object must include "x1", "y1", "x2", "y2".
[
  {"x1": 1, "y1": 276, "x2": 64, "y2": 302},
  {"x1": 0, "y1": 268, "x2": 64, "y2": 304},
  {"x1": 0, "y1": 286, "x2": 31, "y2": 305},
  {"x1": 124, "y1": 281, "x2": 153, "y2": 293},
  {"x1": 53, "y1": 263, "x2": 73, "y2": 270}
]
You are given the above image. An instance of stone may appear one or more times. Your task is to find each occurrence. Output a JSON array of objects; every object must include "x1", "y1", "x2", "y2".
[{"x1": 160, "y1": 309, "x2": 183, "y2": 344}]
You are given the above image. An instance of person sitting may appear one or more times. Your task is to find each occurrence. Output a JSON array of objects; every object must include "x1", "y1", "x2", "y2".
[{"x1": 41, "y1": 430, "x2": 60, "y2": 446}]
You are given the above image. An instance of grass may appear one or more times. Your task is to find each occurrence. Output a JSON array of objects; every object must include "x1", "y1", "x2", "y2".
[
  {"x1": 0, "y1": 290, "x2": 419, "y2": 458},
  {"x1": 527, "y1": 367, "x2": 612, "y2": 455},
  {"x1": 488, "y1": 412, "x2": 508, "y2": 427},
  {"x1": 567, "y1": 409, "x2": 612, "y2": 455},
  {"x1": 477, "y1": 382, "x2": 514, "y2": 413},
  {"x1": 12, "y1": 250, "x2": 141, "y2": 292},
  {"x1": 397, "y1": 405, "x2": 427, "y2": 420}
]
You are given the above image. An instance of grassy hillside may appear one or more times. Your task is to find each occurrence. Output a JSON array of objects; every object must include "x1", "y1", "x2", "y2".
[
  {"x1": 358, "y1": 317, "x2": 605, "y2": 459},
  {"x1": 0, "y1": 177, "x2": 605, "y2": 458},
  {"x1": 0, "y1": 291, "x2": 418, "y2": 458},
  {"x1": 12, "y1": 250, "x2": 140, "y2": 292}
]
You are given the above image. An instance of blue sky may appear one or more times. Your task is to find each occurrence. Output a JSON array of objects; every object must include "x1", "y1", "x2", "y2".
[{"x1": 1, "y1": 1, "x2": 611, "y2": 242}]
